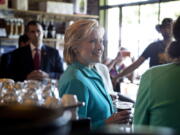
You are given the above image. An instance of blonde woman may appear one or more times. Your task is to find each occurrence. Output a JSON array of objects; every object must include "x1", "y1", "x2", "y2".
[{"x1": 58, "y1": 19, "x2": 130, "y2": 130}]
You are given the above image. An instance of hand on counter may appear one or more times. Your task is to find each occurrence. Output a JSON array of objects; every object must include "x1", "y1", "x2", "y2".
[
  {"x1": 105, "y1": 110, "x2": 131, "y2": 124},
  {"x1": 26, "y1": 70, "x2": 49, "y2": 81}
]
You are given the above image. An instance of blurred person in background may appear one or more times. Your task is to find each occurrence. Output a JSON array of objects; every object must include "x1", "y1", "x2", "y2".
[
  {"x1": 113, "y1": 18, "x2": 174, "y2": 83},
  {"x1": 18, "y1": 34, "x2": 29, "y2": 48},
  {"x1": 106, "y1": 47, "x2": 134, "y2": 92},
  {"x1": 11, "y1": 20, "x2": 64, "y2": 81}
]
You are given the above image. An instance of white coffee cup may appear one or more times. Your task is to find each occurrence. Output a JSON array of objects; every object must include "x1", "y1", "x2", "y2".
[
  {"x1": 61, "y1": 94, "x2": 79, "y2": 120},
  {"x1": 61, "y1": 94, "x2": 78, "y2": 106}
]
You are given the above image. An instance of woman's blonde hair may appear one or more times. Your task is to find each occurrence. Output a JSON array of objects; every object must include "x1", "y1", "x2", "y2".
[{"x1": 63, "y1": 19, "x2": 104, "y2": 64}]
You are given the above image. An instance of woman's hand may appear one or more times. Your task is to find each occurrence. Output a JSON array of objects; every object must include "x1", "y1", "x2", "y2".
[{"x1": 105, "y1": 110, "x2": 131, "y2": 124}]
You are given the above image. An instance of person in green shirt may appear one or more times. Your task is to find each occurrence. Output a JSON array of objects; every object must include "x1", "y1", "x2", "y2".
[
  {"x1": 133, "y1": 16, "x2": 180, "y2": 132},
  {"x1": 58, "y1": 19, "x2": 130, "y2": 130}
]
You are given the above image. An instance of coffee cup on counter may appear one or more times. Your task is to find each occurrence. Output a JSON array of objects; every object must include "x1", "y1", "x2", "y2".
[
  {"x1": 61, "y1": 94, "x2": 79, "y2": 120},
  {"x1": 116, "y1": 101, "x2": 133, "y2": 112},
  {"x1": 115, "y1": 101, "x2": 134, "y2": 124},
  {"x1": 61, "y1": 94, "x2": 78, "y2": 106}
]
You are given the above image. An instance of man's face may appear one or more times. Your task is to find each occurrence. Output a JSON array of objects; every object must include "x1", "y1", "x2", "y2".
[
  {"x1": 27, "y1": 24, "x2": 43, "y2": 47},
  {"x1": 160, "y1": 23, "x2": 174, "y2": 40}
]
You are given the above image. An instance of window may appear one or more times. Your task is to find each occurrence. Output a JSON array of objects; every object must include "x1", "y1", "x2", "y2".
[
  {"x1": 100, "y1": 0, "x2": 180, "y2": 75},
  {"x1": 107, "y1": 7, "x2": 120, "y2": 59}
]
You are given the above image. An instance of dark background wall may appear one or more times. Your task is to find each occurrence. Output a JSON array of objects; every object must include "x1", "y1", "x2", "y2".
[
  {"x1": 87, "y1": 0, "x2": 99, "y2": 15},
  {"x1": 26, "y1": 0, "x2": 99, "y2": 16}
]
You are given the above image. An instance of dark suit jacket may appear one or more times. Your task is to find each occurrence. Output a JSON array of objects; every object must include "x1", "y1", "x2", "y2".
[
  {"x1": 11, "y1": 45, "x2": 64, "y2": 81},
  {"x1": 0, "y1": 51, "x2": 14, "y2": 78}
]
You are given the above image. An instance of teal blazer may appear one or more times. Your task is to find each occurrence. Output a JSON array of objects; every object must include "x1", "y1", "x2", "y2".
[{"x1": 59, "y1": 62, "x2": 114, "y2": 129}]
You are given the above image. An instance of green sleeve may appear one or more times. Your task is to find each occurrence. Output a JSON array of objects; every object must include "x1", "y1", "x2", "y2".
[
  {"x1": 59, "y1": 79, "x2": 89, "y2": 118},
  {"x1": 133, "y1": 70, "x2": 151, "y2": 125}
]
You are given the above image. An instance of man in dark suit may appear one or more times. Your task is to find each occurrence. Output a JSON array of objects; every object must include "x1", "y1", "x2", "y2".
[{"x1": 11, "y1": 20, "x2": 64, "y2": 81}]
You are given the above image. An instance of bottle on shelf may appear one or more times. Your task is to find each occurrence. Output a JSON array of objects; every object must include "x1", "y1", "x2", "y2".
[
  {"x1": 9, "y1": 19, "x2": 14, "y2": 37},
  {"x1": 80, "y1": 0, "x2": 85, "y2": 13},
  {"x1": 47, "y1": 20, "x2": 56, "y2": 39},
  {"x1": 59, "y1": 22, "x2": 66, "y2": 35},
  {"x1": 41, "y1": 19, "x2": 48, "y2": 38},
  {"x1": 13, "y1": 19, "x2": 19, "y2": 37},
  {"x1": 16, "y1": 19, "x2": 21, "y2": 35},
  {"x1": 5, "y1": 19, "x2": 12, "y2": 37},
  {"x1": 5, "y1": 18, "x2": 25, "y2": 38},
  {"x1": 18, "y1": 19, "x2": 25, "y2": 35}
]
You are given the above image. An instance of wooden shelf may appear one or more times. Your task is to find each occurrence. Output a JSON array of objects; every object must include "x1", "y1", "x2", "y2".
[
  {"x1": 0, "y1": 37, "x2": 62, "y2": 41},
  {"x1": 0, "y1": 8, "x2": 98, "y2": 48},
  {"x1": 0, "y1": 8, "x2": 99, "y2": 21},
  {"x1": 43, "y1": 38, "x2": 63, "y2": 42},
  {"x1": 0, "y1": 37, "x2": 18, "y2": 40},
  {"x1": 0, "y1": 37, "x2": 64, "y2": 42},
  {"x1": 0, "y1": 37, "x2": 64, "y2": 48}
]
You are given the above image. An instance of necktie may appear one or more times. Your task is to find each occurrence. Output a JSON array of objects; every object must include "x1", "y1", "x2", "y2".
[{"x1": 33, "y1": 48, "x2": 40, "y2": 70}]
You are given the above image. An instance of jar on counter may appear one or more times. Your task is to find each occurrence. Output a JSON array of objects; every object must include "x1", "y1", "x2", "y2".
[
  {"x1": 18, "y1": 19, "x2": 25, "y2": 35},
  {"x1": 5, "y1": 19, "x2": 14, "y2": 37},
  {"x1": 13, "y1": 19, "x2": 18, "y2": 36},
  {"x1": 5, "y1": 19, "x2": 11, "y2": 36}
]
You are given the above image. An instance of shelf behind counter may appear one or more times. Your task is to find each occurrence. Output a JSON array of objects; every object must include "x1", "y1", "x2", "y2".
[
  {"x1": 0, "y1": 8, "x2": 99, "y2": 22},
  {"x1": 0, "y1": 37, "x2": 64, "y2": 56}
]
